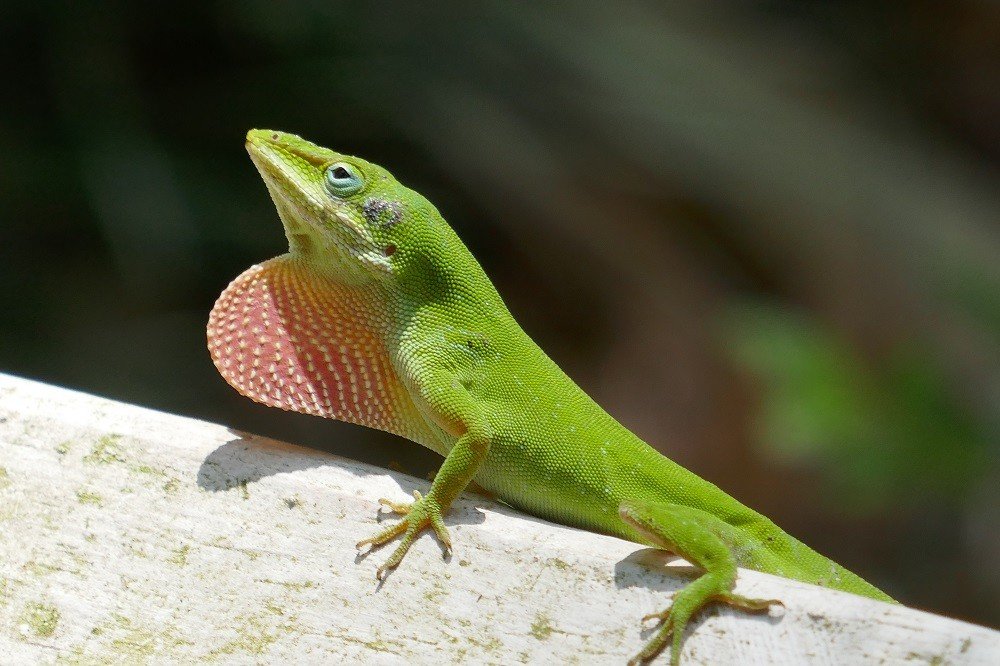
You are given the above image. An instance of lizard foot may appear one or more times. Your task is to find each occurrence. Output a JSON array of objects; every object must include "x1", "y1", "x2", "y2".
[
  {"x1": 629, "y1": 581, "x2": 780, "y2": 665},
  {"x1": 356, "y1": 490, "x2": 451, "y2": 579}
]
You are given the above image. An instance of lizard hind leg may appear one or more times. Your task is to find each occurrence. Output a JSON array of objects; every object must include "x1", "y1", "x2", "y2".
[{"x1": 619, "y1": 501, "x2": 780, "y2": 665}]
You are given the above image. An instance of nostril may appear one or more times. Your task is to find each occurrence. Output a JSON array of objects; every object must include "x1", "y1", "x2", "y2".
[
  {"x1": 271, "y1": 133, "x2": 279, "y2": 140},
  {"x1": 384, "y1": 244, "x2": 397, "y2": 257}
]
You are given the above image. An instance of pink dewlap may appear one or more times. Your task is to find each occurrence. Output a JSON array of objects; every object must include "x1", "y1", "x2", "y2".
[{"x1": 207, "y1": 257, "x2": 413, "y2": 436}]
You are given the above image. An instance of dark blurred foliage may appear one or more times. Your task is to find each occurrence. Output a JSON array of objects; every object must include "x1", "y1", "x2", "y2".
[{"x1": 1, "y1": 1, "x2": 996, "y2": 625}]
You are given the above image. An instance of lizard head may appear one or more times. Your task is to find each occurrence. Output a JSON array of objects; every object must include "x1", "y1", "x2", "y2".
[{"x1": 246, "y1": 129, "x2": 450, "y2": 289}]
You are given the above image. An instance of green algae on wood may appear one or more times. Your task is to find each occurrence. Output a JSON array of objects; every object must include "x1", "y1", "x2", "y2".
[
  {"x1": 76, "y1": 490, "x2": 103, "y2": 505},
  {"x1": 168, "y1": 544, "x2": 191, "y2": 566},
  {"x1": 21, "y1": 601, "x2": 60, "y2": 637},
  {"x1": 83, "y1": 435, "x2": 126, "y2": 465},
  {"x1": 530, "y1": 613, "x2": 554, "y2": 640}
]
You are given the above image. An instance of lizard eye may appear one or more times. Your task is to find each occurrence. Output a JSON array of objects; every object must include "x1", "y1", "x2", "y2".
[{"x1": 324, "y1": 162, "x2": 364, "y2": 196}]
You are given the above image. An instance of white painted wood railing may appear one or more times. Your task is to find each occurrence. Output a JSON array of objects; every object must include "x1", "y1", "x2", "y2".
[{"x1": 1, "y1": 373, "x2": 996, "y2": 664}]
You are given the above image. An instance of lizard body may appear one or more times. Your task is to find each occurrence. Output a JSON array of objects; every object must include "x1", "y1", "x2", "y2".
[{"x1": 208, "y1": 129, "x2": 894, "y2": 664}]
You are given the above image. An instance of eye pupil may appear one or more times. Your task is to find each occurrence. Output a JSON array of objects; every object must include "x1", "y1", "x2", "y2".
[{"x1": 333, "y1": 166, "x2": 350, "y2": 180}]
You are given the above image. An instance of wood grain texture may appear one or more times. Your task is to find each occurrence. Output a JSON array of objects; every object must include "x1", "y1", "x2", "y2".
[{"x1": 0, "y1": 373, "x2": 996, "y2": 664}]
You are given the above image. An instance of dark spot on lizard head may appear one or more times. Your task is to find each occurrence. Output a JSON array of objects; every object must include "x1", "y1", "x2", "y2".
[{"x1": 362, "y1": 197, "x2": 403, "y2": 227}]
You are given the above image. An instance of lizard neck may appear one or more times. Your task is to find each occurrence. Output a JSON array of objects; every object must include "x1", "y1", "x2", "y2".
[{"x1": 392, "y1": 223, "x2": 514, "y2": 333}]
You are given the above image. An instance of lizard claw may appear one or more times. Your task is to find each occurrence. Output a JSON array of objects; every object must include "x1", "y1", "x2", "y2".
[
  {"x1": 378, "y1": 490, "x2": 422, "y2": 515},
  {"x1": 356, "y1": 490, "x2": 452, "y2": 576},
  {"x1": 640, "y1": 609, "x2": 671, "y2": 625}
]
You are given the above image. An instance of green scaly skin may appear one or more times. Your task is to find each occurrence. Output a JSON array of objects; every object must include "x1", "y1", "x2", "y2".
[{"x1": 208, "y1": 129, "x2": 896, "y2": 664}]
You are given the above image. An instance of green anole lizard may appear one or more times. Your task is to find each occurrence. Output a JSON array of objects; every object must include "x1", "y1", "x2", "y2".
[{"x1": 208, "y1": 129, "x2": 896, "y2": 664}]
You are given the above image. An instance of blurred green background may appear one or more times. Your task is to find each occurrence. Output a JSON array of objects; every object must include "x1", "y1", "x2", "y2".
[{"x1": 1, "y1": 2, "x2": 997, "y2": 626}]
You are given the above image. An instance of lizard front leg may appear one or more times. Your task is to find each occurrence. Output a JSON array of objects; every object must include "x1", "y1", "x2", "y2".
[
  {"x1": 357, "y1": 385, "x2": 492, "y2": 579},
  {"x1": 619, "y1": 501, "x2": 781, "y2": 665}
]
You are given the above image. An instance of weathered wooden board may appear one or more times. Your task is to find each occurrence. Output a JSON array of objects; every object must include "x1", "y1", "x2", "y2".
[{"x1": 0, "y1": 373, "x2": 996, "y2": 664}]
